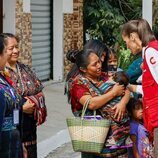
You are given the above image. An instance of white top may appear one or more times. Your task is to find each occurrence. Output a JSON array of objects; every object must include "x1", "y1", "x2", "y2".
[
  {"x1": 143, "y1": 47, "x2": 158, "y2": 84},
  {"x1": 136, "y1": 85, "x2": 143, "y2": 95}
]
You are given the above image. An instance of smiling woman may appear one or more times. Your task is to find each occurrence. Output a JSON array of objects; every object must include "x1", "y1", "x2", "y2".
[
  {"x1": 1, "y1": 33, "x2": 47, "y2": 158},
  {"x1": 0, "y1": 35, "x2": 23, "y2": 157}
]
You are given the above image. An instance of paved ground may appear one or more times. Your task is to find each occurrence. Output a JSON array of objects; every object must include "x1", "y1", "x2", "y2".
[
  {"x1": 37, "y1": 82, "x2": 80, "y2": 158},
  {"x1": 45, "y1": 142, "x2": 81, "y2": 158}
]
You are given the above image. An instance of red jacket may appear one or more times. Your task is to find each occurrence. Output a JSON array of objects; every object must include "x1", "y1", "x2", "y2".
[{"x1": 142, "y1": 40, "x2": 158, "y2": 140}]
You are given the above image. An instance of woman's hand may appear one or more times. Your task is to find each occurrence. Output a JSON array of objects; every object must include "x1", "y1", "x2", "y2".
[
  {"x1": 23, "y1": 98, "x2": 35, "y2": 114},
  {"x1": 112, "y1": 101, "x2": 126, "y2": 121},
  {"x1": 23, "y1": 144, "x2": 27, "y2": 158},
  {"x1": 111, "y1": 83, "x2": 125, "y2": 97},
  {"x1": 113, "y1": 89, "x2": 130, "y2": 121}
]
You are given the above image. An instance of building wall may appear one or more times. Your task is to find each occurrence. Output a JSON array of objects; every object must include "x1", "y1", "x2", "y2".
[
  {"x1": 16, "y1": 0, "x2": 32, "y2": 66},
  {"x1": 15, "y1": 0, "x2": 83, "y2": 80},
  {"x1": 53, "y1": 0, "x2": 64, "y2": 81},
  {"x1": 3, "y1": 0, "x2": 16, "y2": 34},
  {"x1": 64, "y1": 0, "x2": 83, "y2": 77}
]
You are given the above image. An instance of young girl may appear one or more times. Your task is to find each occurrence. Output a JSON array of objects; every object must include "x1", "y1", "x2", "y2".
[
  {"x1": 108, "y1": 49, "x2": 123, "y2": 79},
  {"x1": 127, "y1": 98, "x2": 153, "y2": 158}
]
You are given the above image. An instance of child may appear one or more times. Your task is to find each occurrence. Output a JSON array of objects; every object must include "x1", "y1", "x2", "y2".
[
  {"x1": 108, "y1": 49, "x2": 122, "y2": 79},
  {"x1": 127, "y1": 98, "x2": 153, "y2": 158}
]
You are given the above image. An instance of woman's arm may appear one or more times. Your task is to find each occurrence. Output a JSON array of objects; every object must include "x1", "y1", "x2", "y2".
[
  {"x1": 79, "y1": 83, "x2": 125, "y2": 110},
  {"x1": 128, "y1": 84, "x2": 143, "y2": 95}
]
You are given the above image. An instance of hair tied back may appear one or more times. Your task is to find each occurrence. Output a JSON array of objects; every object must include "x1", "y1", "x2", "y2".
[{"x1": 66, "y1": 49, "x2": 80, "y2": 63}]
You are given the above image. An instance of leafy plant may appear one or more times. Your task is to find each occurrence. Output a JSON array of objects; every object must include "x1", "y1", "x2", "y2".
[
  {"x1": 117, "y1": 47, "x2": 140, "y2": 71},
  {"x1": 83, "y1": 0, "x2": 125, "y2": 46},
  {"x1": 83, "y1": 0, "x2": 142, "y2": 47}
]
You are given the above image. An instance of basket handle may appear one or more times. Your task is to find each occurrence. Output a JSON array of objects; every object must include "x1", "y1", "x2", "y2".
[{"x1": 81, "y1": 98, "x2": 96, "y2": 119}]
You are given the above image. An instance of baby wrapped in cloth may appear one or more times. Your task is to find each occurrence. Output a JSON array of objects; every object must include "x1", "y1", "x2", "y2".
[{"x1": 98, "y1": 71, "x2": 132, "y2": 148}]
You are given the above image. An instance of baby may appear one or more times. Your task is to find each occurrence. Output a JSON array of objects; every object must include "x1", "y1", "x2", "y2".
[
  {"x1": 99, "y1": 71, "x2": 129, "y2": 121},
  {"x1": 98, "y1": 71, "x2": 131, "y2": 148}
]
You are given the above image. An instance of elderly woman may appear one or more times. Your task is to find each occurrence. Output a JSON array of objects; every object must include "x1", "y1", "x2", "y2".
[
  {"x1": 66, "y1": 48, "x2": 131, "y2": 158},
  {"x1": 0, "y1": 35, "x2": 23, "y2": 157},
  {"x1": 1, "y1": 33, "x2": 47, "y2": 158}
]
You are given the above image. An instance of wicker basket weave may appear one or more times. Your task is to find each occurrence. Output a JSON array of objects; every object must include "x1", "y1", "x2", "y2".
[{"x1": 66, "y1": 98, "x2": 110, "y2": 153}]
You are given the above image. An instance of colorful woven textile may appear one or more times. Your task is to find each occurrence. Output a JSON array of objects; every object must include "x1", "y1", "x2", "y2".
[
  {"x1": 69, "y1": 73, "x2": 131, "y2": 157},
  {"x1": 0, "y1": 73, "x2": 23, "y2": 157},
  {"x1": 5, "y1": 62, "x2": 47, "y2": 158}
]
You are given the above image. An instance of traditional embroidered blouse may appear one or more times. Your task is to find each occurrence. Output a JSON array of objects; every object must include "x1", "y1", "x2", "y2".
[
  {"x1": 0, "y1": 73, "x2": 23, "y2": 157},
  {"x1": 5, "y1": 61, "x2": 47, "y2": 151},
  {"x1": 69, "y1": 72, "x2": 131, "y2": 157},
  {"x1": 70, "y1": 72, "x2": 108, "y2": 115}
]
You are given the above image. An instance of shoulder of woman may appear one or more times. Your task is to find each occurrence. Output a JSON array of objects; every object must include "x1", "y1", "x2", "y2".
[
  {"x1": 71, "y1": 75, "x2": 90, "y2": 89},
  {"x1": 71, "y1": 74, "x2": 84, "y2": 85},
  {"x1": 17, "y1": 61, "x2": 30, "y2": 70},
  {"x1": 144, "y1": 47, "x2": 158, "y2": 66}
]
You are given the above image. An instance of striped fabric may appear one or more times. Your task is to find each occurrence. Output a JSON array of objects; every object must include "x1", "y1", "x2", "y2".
[{"x1": 79, "y1": 76, "x2": 130, "y2": 147}]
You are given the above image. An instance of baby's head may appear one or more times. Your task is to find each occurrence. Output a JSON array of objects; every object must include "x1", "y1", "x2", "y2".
[
  {"x1": 113, "y1": 71, "x2": 129, "y2": 88},
  {"x1": 126, "y1": 98, "x2": 143, "y2": 121}
]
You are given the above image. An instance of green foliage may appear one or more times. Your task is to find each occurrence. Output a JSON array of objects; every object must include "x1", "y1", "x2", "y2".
[
  {"x1": 84, "y1": 0, "x2": 125, "y2": 46},
  {"x1": 117, "y1": 48, "x2": 139, "y2": 71},
  {"x1": 153, "y1": 19, "x2": 158, "y2": 38},
  {"x1": 84, "y1": 0, "x2": 142, "y2": 46}
]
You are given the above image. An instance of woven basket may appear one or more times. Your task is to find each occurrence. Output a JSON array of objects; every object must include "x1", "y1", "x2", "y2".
[{"x1": 66, "y1": 98, "x2": 110, "y2": 153}]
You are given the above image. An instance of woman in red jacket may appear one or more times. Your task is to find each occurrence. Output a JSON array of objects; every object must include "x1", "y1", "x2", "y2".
[{"x1": 121, "y1": 18, "x2": 158, "y2": 157}]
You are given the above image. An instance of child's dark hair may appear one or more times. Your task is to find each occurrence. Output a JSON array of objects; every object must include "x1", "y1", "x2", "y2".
[
  {"x1": 113, "y1": 71, "x2": 129, "y2": 87},
  {"x1": 126, "y1": 98, "x2": 143, "y2": 118},
  {"x1": 109, "y1": 48, "x2": 117, "y2": 59}
]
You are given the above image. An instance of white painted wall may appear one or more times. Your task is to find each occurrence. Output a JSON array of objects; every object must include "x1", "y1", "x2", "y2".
[
  {"x1": 3, "y1": 0, "x2": 16, "y2": 33},
  {"x1": 23, "y1": 0, "x2": 30, "y2": 13},
  {"x1": 53, "y1": 0, "x2": 64, "y2": 81},
  {"x1": 53, "y1": 0, "x2": 73, "y2": 81},
  {"x1": 63, "y1": 0, "x2": 73, "y2": 14},
  {"x1": 142, "y1": 0, "x2": 152, "y2": 27}
]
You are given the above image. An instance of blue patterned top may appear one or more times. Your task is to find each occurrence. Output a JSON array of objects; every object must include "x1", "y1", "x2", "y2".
[{"x1": 0, "y1": 73, "x2": 23, "y2": 158}]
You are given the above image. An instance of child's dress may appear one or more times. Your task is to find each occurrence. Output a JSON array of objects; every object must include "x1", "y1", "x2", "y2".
[{"x1": 128, "y1": 120, "x2": 153, "y2": 158}]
